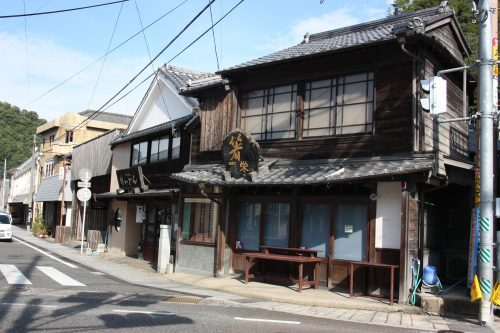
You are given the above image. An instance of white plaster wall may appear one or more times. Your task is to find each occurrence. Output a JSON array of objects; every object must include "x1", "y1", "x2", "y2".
[
  {"x1": 375, "y1": 182, "x2": 401, "y2": 249},
  {"x1": 110, "y1": 142, "x2": 131, "y2": 192}
]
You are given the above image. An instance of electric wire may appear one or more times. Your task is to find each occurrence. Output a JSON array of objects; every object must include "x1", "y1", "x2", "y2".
[
  {"x1": 31, "y1": 0, "x2": 189, "y2": 104},
  {"x1": 23, "y1": 0, "x2": 32, "y2": 111},
  {"x1": 87, "y1": 1, "x2": 125, "y2": 110},
  {"x1": 134, "y1": 0, "x2": 173, "y2": 122},
  {"x1": 49, "y1": 0, "x2": 215, "y2": 142},
  {"x1": 0, "y1": 0, "x2": 51, "y2": 40},
  {"x1": 208, "y1": 0, "x2": 220, "y2": 71},
  {"x1": 0, "y1": 0, "x2": 129, "y2": 19},
  {"x1": 104, "y1": 0, "x2": 245, "y2": 113}
]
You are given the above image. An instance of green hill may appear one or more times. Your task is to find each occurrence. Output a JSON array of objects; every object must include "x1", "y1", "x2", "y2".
[{"x1": 0, "y1": 102, "x2": 46, "y2": 171}]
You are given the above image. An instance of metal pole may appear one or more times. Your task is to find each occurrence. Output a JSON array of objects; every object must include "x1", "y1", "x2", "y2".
[
  {"x1": 80, "y1": 200, "x2": 87, "y2": 254},
  {"x1": 478, "y1": 0, "x2": 495, "y2": 326},
  {"x1": 1, "y1": 159, "x2": 6, "y2": 211},
  {"x1": 30, "y1": 134, "x2": 36, "y2": 226},
  {"x1": 58, "y1": 164, "x2": 66, "y2": 243}
]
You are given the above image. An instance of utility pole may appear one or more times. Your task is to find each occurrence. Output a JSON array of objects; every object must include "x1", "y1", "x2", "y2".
[
  {"x1": 1, "y1": 159, "x2": 6, "y2": 211},
  {"x1": 29, "y1": 134, "x2": 36, "y2": 226},
  {"x1": 478, "y1": 0, "x2": 495, "y2": 326}
]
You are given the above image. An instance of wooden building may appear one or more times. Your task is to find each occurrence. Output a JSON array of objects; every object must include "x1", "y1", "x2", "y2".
[{"x1": 172, "y1": 5, "x2": 474, "y2": 303}]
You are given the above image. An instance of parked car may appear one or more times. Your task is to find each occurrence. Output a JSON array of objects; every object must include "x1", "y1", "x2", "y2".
[{"x1": 0, "y1": 212, "x2": 13, "y2": 241}]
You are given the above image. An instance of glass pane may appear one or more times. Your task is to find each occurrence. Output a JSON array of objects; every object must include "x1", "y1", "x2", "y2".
[
  {"x1": 308, "y1": 87, "x2": 331, "y2": 109},
  {"x1": 340, "y1": 104, "x2": 366, "y2": 126},
  {"x1": 150, "y1": 139, "x2": 159, "y2": 162},
  {"x1": 273, "y1": 84, "x2": 294, "y2": 94},
  {"x1": 343, "y1": 82, "x2": 367, "y2": 104},
  {"x1": 158, "y1": 137, "x2": 169, "y2": 160},
  {"x1": 345, "y1": 73, "x2": 367, "y2": 83},
  {"x1": 245, "y1": 97, "x2": 265, "y2": 116},
  {"x1": 139, "y1": 142, "x2": 148, "y2": 164},
  {"x1": 242, "y1": 115, "x2": 263, "y2": 137},
  {"x1": 310, "y1": 79, "x2": 331, "y2": 89},
  {"x1": 305, "y1": 108, "x2": 331, "y2": 131},
  {"x1": 333, "y1": 203, "x2": 367, "y2": 261},
  {"x1": 171, "y1": 137, "x2": 180, "y2": 159},
  {"x1": 237, "y1": 202, "x2": 261, "y2": 251},
  {"x1": 132, "y1": 144, "x2": 140, "y2": 165},
  {"x1": 271, "y1": 91, "x2": 294, "y2": 113},
  {"x1": 301, "y1": 204, "x2": 330, "y2": 258},
  {"x1": 268, "y1": 112, "x2": 294, "y2": 134},
  {"x1": 263, "y1": 203, "x2": 289, "y2": 247}
]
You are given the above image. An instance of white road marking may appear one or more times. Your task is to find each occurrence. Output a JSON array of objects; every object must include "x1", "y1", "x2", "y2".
[
  {"x1": 12, "y1": 237, "x2": 78, "y2": 268},
  {"x1": 112, "y1": 309, "x2": 175, "y2": 316},
  {"x1": 0, "y1": 264, "x2": 32, "y2": 285},
  {"x1": 36, "y1": 266, "x2": 86, "y2": 287},
  {"x1": 234, "y1": 317, "x2": 301, "y2": 325},
  {"x1": 0, "y1": 302, "x2": 59, "y2": 308}
]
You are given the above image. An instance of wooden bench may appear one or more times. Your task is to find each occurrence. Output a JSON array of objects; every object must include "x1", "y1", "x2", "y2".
[
  {"x1": 243, "y1": 252, "x2": 322, "y2": 292},
  {"x1": 260, "y1": 246, "x2": 319, "y2": 257},
  {"x1": 348, "y1": 261, "x2": 399, "y2": 305}
]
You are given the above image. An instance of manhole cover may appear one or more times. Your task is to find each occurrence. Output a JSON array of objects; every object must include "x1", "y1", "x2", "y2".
[{"x1": 162, "y1": 295, "x2": 204, "y2": 304}]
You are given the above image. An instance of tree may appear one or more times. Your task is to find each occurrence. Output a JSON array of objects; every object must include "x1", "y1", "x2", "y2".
[{"x1": 0, "y1": 102, "x2": 46, "y2": 172}]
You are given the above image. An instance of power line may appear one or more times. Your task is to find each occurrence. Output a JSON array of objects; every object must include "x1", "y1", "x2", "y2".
[
  {"x1": 134, "y1": 0, "x2": 174, "y2": 122},
  {"x1": 87, "y1": 1, "x2": 125, "y2": 110},
  {"x1": 50, "y1": 0, "x2": 215, "y2": 142},
  {"x1": 0, "y1": 0, "x2": 128, "y2": 19},
  {"x1": 23, "y1": 0, "x2": 32, "y2": 111},
  {"x1": 31, "y1": 0, "x2": 189, "y2": 104},
  {"x1": 208, "y1": 0, "x2": 220, "y2": 71}
]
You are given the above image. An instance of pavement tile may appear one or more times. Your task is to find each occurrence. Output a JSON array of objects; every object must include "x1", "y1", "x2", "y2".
[
  {"x1": 386, "y1": 312, "x2": 402, "y2": 325},
  {"x1": 351, "y1": 310, "x2": 376, "y2": 322},
  {"x1": 337, "y1": 309, "x2": 358, "y2": 320},
  {"x1": 371, "y1": 311, "x2": 389, "y2": 324},
  {"x1": 432, "y1": 323, "x2": 450, "y2": 331}
]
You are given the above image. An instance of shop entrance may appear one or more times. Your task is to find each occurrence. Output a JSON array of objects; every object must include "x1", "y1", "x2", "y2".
[{"x1": 142, "y1": 203, "x2": 172, "y2": 264}]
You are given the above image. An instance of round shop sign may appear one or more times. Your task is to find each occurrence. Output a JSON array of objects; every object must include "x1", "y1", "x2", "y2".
[{"x1": 77, "y1": 188, "x2": 92, "y2": 202}]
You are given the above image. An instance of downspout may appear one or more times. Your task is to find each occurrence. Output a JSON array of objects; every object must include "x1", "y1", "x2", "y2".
[{"x1": 397, "y1": 36, "x2": 425, "y2": 304}]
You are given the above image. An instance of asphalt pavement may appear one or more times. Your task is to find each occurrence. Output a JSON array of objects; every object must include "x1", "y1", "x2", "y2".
[{"x1": 9, "y1": 225, "x2": 500, "y2": 333}]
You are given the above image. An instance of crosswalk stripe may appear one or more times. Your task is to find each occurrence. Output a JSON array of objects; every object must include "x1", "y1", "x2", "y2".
[
  {"x1": 0, "y1": 264, "x2": 32, "y2": 285},
  {"x1": 36, "y1": 266, "x2": 86, "y2": 287}
]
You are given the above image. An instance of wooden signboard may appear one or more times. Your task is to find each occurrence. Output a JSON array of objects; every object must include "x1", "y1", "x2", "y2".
[
  {"x1": 116, "y1": 166, "x2": 147, "y2": 190},
  {"x1": 222, "y1": 129, "x2": 260, "y2": 179}
]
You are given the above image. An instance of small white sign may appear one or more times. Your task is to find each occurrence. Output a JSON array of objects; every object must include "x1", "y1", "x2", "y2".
[
  {"x1": 344, "y1": 225, "x2": 353, "y2": 233},
  {"x1": 77, "y1": 181, "x2": 91, "y2": 188},
  {"x1": 79, "y1": 168, "x2": 92, "y2": 182},
  {"x1": 136, "y1": 205, "x2": 144, "y2": 223},
  {"x1": 77, "y1": 188, "x2": 92, "y2": 202}
]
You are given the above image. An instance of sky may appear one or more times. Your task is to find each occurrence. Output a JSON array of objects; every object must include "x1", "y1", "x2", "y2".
[{"x1": 0, "y1": 0, "x2": 394, "y2": 121}]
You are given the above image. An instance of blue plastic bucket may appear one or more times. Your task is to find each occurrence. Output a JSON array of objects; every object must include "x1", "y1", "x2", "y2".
[{"x1": 422, "y1": 265, "x2": 438, "y2": 286}]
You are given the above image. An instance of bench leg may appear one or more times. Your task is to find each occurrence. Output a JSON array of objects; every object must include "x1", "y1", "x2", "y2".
[
  {"x1": 298, "y1": 263, "x2": 303, "y2": 292},
  {"x1": 349, "y1": 262, "x2": 354, "y2": 299},
  {"x1": 390, "y1": 266, "x2": 394, "y2": 305},
  {"x1": 313, "y1": 261, "x2": 319, "y2": 289},
  {"x1": 244, "y1": 257, "x2": 250, "y2": 284}
]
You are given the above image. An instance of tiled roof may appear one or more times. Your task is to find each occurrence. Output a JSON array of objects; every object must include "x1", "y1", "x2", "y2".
[
  {"x1": 35, "y1": 174, "x2": 72, "y2": 202},
  {"x1": 218, "y1": 5, "x2": 453, "y2": 74},
  {"x1": 160, "y1": 65, "x2": 217, "y2": 107},
  {"x1": 172, "y1": 155, "x2": 434, "y2": 186},
  {"x1": 111, "y1": 114, "x2": 196, "y2": 146},
  {"x1": 180, "y1": 75, "x2": 226, "y2": 94},
  {"x1": 79, "y1": 111, "x2": 132, "y2": 125}
]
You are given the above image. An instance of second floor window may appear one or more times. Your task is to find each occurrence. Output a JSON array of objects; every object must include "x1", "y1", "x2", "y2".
[
  {"x1": 150, "y1": 136, "x2": 169, "y2": 162},
  {"x1": 132, "y1": 141, "x2": 148, "y2": 165},
  {"x1": 304, "y1": 72, "x2": 374, "y2": 137},
  {"x1": 45, "y1": 160, "x2": 54, "y2": 177},
  {"x1": 65, "y1": 130, "x2": 74, "y2": 143},
  {"x1": 240, "y1": 84, "x2": 297, "y2": 140},
  {"x1": 49, "y1": 135, "x2": 55, "y2": 146}
]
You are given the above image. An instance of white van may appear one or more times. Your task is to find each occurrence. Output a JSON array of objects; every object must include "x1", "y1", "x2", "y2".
[{"x1": 0, "y1": 212, "x2": 13, "y2": 241}]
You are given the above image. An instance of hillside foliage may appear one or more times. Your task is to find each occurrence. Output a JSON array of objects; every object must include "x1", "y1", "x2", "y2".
[{"x1": 0, "y1": 102, "x2": 46, "y2": 172}]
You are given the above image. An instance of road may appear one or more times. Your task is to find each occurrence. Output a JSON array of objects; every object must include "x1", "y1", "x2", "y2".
[{"x1": 0, "y1": 238, "x2": 428, "y2": 333}]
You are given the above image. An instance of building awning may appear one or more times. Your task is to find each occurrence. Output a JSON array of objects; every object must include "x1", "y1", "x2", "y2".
[
  {"x1": 95, "y1": 188, "x2": 179, "y2": 200},
  {"x1": 35, "y1": 175, "x2": 72, "y2": 202},
  {"x1": 171, "y1": 155, "x2": 435, "y2": 186}
]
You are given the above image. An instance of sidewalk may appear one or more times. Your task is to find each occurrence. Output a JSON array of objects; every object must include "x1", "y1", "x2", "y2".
[{"x1": 11, "y1": 226, "x2": 499, "y2": 333}]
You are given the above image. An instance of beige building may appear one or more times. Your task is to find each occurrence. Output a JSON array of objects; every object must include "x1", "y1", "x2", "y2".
[{"x1": 35, "y1": 111, "x2": 131, "y2": 238}]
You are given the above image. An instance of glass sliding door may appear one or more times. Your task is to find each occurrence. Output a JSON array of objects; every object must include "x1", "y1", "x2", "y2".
[
  {"x1": 263, "y1": 202, "x2": 290, "y2": 247},
  {"x1": 333, "y1": 203, "x2": 368, "y2": 261},
  {"x1": 301, "y1": 203, "x2": 330, "y2": 258},
  {"x1": 236, "y1": 202, "x2": 261, "y2": 251}
]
